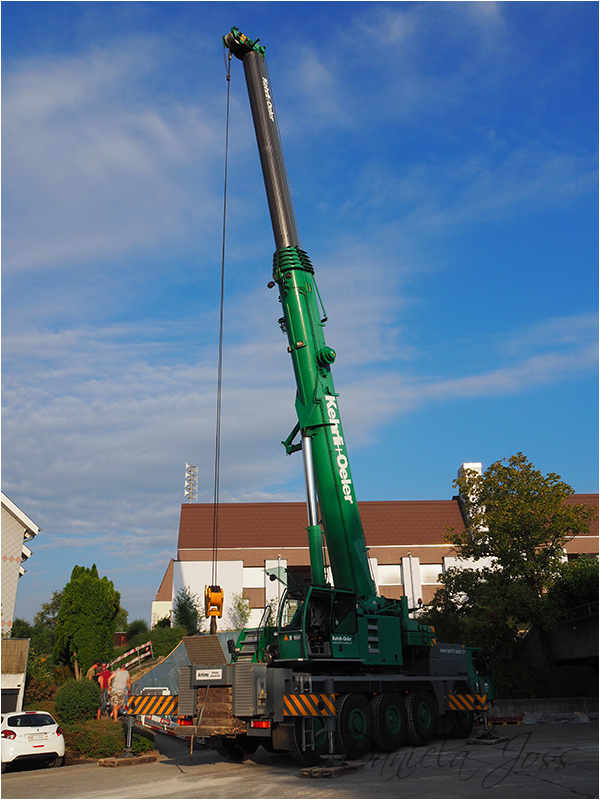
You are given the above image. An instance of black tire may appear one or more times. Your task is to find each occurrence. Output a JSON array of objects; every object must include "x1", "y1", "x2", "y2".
[
  {"x1": 289, "y1": 717, "x2": 329, "y2": 766},
  {"x1": 50, "y1": 755, "x2": 65, "y2": 768},
  {"x1": 1, "y1": 762, "x2": 6, "y2": 774},
  {"x1": 405, "y1": 691, "x2": 438, "y2": 746},
  {"x1": 371, "y1": 692, "x2": 408, "y2": 752},
  {"x1": 449, "y1": 710, "x2": 474, "y2": 739},
  {"x1": 216, "y1": 736, "x2": 259, "y2": 761},
  {"x1": 336, "y1": 693, "x2": 373, "y2": 760}
]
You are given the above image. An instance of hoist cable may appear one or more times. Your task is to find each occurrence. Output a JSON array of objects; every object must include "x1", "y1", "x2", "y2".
[{"x1": 211, "y1": 49, "x2": 232, "y2": 587}]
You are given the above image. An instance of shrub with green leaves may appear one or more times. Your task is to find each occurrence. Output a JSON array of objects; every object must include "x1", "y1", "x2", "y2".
[
  {"x1": 63, "y1": 719, "x2": 154, "y2": 759},
  {"x1": 55, "y1": 678, "x2": 101, "y2": 724},
  {"x1": 128, "y1": 625, "x2": 186, "y2": 658}
]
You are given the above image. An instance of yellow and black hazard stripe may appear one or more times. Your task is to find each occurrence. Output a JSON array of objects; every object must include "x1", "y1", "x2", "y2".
[
  {"x1": 447, "y1": 693, "x2": 487, "y2": 712},
  {"x1": 126, "y1": 695, "x2": 178, "y2": 716},
  {"x1": 283, "y1": 693, "x2": 336, "y2": 717}
]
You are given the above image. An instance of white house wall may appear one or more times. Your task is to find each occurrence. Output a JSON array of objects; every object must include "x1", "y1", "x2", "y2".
[{"x1": 173, "y1": 560, "x2": 244, "y2": 630}]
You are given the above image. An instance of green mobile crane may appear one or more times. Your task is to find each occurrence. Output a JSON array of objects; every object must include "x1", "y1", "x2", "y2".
[{"x1": 176, "y1": 28, "x2": 493, "y2": 764}]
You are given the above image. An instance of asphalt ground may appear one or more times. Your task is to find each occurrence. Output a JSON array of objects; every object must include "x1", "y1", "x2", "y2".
[{"x1": 2, "y1": 722, "x2": 598, "y2": 799}]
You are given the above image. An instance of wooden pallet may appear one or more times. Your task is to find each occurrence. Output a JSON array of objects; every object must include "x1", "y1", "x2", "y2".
[{"x1": 300, "y1": 761, "x2": 366, "y2": 779}]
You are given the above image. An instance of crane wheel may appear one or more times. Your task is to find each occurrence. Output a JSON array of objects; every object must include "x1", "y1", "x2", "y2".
[
  {"x1": 405, "y1": 691, "x2": 438, "y2": 746},
  {"x1": 449, "y1": 710, "x2": 474, "y2": 738},
  {"x1": 336, "y1": 693, "x2": 373, "y2": 759},
  {"x1": 370, "y1": 692, "x2": 407, "y2": 752},
  {"x1": 216, "y1": 736, "x2": 259, "y2": 761}
]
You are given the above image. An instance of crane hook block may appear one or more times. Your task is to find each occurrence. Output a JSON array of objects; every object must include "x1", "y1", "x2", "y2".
[{"x1": 204, "y1": 585, "x2": 224, "y2": 618}]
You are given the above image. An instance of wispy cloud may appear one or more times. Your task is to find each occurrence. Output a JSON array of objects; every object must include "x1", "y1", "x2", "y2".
[{"x1": 2, "y1": 37, "x2": 223, "y2": 274}]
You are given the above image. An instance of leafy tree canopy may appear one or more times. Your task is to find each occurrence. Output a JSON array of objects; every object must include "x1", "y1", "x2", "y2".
[
  {"x1": 52, "y1": 564, "x2": 120, "y2": 674},
  {"x1": 449, "y1": 453, "x2": 596, "y2": 598},
  {"x1": 424, "y1": 454, "x2": 597, "y2": 657},
  {"x1": 34, "y1": 590, "x2": 63, "y2": 628}
]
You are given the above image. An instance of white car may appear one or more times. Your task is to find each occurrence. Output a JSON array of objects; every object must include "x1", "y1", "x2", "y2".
[{"x1": 1, "y1": 710, "x2": 65, "y2": 773}]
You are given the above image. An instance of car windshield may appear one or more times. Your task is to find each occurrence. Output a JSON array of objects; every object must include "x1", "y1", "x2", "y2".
[{"x1": 7, "y1": 713, "x2": 55, "y2": 727}]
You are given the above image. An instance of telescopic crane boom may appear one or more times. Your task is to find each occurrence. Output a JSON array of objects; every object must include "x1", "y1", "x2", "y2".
[{"x1": 223, "y1": 26, "x2": 377, "y2": 604}]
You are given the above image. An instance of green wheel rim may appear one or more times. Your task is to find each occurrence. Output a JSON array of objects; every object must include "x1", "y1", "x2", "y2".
[
  {"x1": 417, "y1": 701, "x2": 432, "y2": 731},
  {"x1": 385, "y1": 703, "x2": 402, "y2": 735},
  {"x1": 348, "y1": 707, "x2": 367, "y2": 741}
]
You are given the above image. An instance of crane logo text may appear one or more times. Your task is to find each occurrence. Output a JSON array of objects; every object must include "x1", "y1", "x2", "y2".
[
  {"x1": 262, "y1": 77, "x2": 275, "y2": 122},
  {"x1": 326, "y1": 396, "x2": 354, "y2": 504}
]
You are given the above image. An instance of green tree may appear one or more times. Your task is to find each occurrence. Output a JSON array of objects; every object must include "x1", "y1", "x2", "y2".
[
  {"x1": 547, "y1": 554, "x2": 599, "y2": 618},
  {"x1": 34, "y1": 590, "x2": 63, "y2": 629},
  {"x1": 115, "y1": 606, "x2": 129, "y2": 632},
  {"x1": 172, "y1": 587, "x2": 202, "y2": 635},
  {"x1": 53, "y1": 564, "x2": 120, "y2": 674},
  {"x1": 126, "y1": 618, "x2": 149, "y2": 640},
  {"x1": 226, "y1": 592, "x2": 252, "y2": 630},
  {"x1": 27, "y1": 589, "x2": 66, "y2": 656},
  {"x1": 424, "y1": 454, "x2": 597, "y2": 656},
  {"x1": 10, "y1": 618, "x2": 33, "y2": 638}
]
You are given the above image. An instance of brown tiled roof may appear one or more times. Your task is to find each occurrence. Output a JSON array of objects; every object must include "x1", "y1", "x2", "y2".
[
  {"x1": 177, "y1": 499, "x2": 466, "y2": 554},
  {"x1": 1, "y1": 638, "x2": 30, "y2": 674},
  {"x1": 155, "y1": 559, "x2": 174, "y2": 601},
  {"x1": 177, "y1": 494, "x2": 598, "y2": 555}
]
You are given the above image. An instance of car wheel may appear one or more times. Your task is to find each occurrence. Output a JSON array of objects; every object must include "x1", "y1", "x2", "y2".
[
  {"x1": 1, "y1": 762, "x2": 6, "y2": 774},
  {"x1": 50, "y1": 755, "x2": 65, "y2": 768}
]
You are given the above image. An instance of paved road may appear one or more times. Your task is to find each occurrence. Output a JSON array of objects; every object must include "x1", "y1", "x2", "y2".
[{"x1": 2, "y1": 723, "x2": 598, "y2": 799}]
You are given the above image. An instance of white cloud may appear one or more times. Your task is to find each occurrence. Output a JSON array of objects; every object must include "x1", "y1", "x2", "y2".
[{"x1": 2, "y1": 38, "x2": 223, "y2": 274}]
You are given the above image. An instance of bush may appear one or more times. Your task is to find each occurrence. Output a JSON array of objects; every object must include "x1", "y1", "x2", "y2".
[
  {"x1": 55, "y1": 678, "x2": 101, "y2": 724},
  {"x1": 24, "y1": 675, "x2": 57, "y2": 706},
  {"x1": 126, "y1": 619, "x2": 149, "y2": 640},
  {"x1": 492, "y1": 662, "x2": 599, "y2": 699},
  {"x1": 63, "y1": 719, "x2": 154, "y2": 759},
  {"x1": 128, "y1": 625, "x2": 186, "y2": 658}
]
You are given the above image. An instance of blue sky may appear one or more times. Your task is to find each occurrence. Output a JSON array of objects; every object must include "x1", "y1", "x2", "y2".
[{"x1": 3, "y1": 1, "x2": 598, "y2": 624}]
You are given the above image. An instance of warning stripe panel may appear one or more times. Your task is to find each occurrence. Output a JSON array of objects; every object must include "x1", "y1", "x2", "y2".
[
  {"x1": 447, "y1": 694, "x2": 487, "y2": 712},
  {"x1": 283, "y1": 693, "x2": 336, "y2": 717},
  {"x1": 126, "y1": 695, "x2": 178, "y2": 716}
]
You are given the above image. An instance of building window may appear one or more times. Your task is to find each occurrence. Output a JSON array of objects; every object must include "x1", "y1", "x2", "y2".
[
  {"x1": 242, "y1": 567, "x2": 265, "y2": 589},
  {"x1": 378, "y1": 564, "x2": 403, "y2": 585},
  {"x1": 420, "y1": 564, "x2": 443, "y2": 584}
]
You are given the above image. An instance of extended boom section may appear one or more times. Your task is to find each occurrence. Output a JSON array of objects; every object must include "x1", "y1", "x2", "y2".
[{"x1": 225, "y1": 27, "x2": 375, "y2": 603}]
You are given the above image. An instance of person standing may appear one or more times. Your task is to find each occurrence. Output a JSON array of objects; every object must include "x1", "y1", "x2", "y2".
[
  {"x1": 97, "y1": 663, "x2": 112, "y2": 720},
  {"x1": 86, "y1": 662, "x2": 99, "y2": 681},
  {"x1": 108, "y1": 664, "x2": 130, "y2": 721}
]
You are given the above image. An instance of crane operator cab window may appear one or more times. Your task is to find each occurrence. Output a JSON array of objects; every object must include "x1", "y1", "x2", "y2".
[
  {"x1": 305, "y1": 589, "x2": 333, "y2": 657},
  {"x1": 279, "y1": 593, "x2": 304, "y2": 629}
]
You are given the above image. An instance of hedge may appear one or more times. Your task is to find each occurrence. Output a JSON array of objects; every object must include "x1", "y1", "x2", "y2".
[{"x1": 55, "y1": 678, "x2": 101, "y2": 724}]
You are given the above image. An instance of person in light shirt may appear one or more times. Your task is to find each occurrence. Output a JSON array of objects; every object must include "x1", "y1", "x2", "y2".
[{"x1": 108, "y1": 664, "x2": 130, "y2": 721}]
